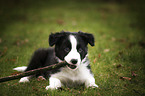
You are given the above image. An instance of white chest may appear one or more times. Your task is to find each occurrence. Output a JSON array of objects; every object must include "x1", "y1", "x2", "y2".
[{"x1": 51, "y1": 63, "x2": 93, "y2": 87}]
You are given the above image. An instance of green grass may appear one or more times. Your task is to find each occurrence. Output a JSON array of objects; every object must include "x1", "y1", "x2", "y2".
[{"x1": 0, "y1": 0, "x2": 145, "y2": 96}]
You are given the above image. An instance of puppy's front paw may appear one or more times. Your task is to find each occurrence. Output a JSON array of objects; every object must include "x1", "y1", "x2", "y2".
[
  {"x1": 46, "y1": 77, "x2": 62, "y2": 90},
  {"x1": 45, "y1": 86, "x2": 51, "y2": 90},
  {"x1": 89, "y1": 84, "x2": 99, "y2": 88},
  {"x1": 19, "y1": 77, "x2": 29, "y2": 83},
  {"x1": 86, "y1": 83, "x2": 99, "y2": 88},
  {"x1": 45, "y1": 85, "x2": 60, "y2": 90}
]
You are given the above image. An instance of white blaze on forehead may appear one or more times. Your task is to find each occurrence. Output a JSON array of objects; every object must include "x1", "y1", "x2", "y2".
[
  {"x1": 70, "y1": 35, "x2": 77, "y2": 50},
  {"x1": 64, "y1": 35, "x2": 81, "y2": 65}
]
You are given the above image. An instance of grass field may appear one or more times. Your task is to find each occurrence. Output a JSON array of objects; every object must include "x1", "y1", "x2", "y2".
[{"x1": 0, "y1": 0, "x2": 145, "y2": 96}]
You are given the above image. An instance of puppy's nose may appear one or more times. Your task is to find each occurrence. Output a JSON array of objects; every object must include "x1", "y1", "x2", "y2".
[{"x1": 71, "y1": 59, "x2": 78, "y2": 64}]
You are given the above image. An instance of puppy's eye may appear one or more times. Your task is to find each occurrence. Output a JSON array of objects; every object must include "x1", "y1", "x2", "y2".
[
  {"x1": 78, "y1": 48, "x2": 83, "y2": 53},
  {"x1": 64, "y1": 48, "x2": 70, "y2": 52}
]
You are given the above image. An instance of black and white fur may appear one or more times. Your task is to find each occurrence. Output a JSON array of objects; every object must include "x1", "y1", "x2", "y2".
[{"x1": 13, "y1": 31, "x2": 98, "y2": 89}]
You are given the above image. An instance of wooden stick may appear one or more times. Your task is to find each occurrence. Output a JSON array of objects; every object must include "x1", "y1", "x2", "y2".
[{"x1": 0, "y1": 61, "x2": 67, "y2": 83}]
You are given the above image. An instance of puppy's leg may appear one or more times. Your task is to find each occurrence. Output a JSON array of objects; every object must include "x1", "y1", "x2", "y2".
[
  {"x1": 85, "y1": 76, "x2": 98, "y2": 88},
  {"x1": 46, "y1": 77, "x2": 62, "y2": 90},
  {"x1": 18, "y1": 49, "x2": 48, "y2": 83},
  {"x1": 19, "y1": 76, "x2": 31, "y2": 83}
]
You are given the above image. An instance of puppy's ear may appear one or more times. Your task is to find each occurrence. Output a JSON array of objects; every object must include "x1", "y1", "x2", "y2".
[
  {"x1": 49, "y1": 32, "x2": 65, "y2": 46},
  {"x1": 49, "y1": 33, "x2": 56, "y2": 46},
  {"x1": 78, "y1": 31, "x2": 95, "y2": 46}
]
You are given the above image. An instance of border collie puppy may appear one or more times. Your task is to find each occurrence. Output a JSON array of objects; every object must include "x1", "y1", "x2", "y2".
[{"x1": 13, "y1": 31, "x2": 98, "y2": 89}]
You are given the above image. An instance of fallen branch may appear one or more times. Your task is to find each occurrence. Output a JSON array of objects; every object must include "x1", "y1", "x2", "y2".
[{"x1": 0, "y1": 61, "x2": 67, "y2": 83}]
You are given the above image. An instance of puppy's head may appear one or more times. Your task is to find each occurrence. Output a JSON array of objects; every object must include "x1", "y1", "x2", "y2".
[{"x1": 49, "y1": 31, "x2": 94, "y2": 70}]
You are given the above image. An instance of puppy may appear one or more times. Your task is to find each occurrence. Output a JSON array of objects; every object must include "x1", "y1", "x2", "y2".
[{"x1": 13, "y1": 31, "x2": 98, "y2": 90}]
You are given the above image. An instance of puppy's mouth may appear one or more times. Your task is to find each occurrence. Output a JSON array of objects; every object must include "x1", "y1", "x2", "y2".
[{"x1": 66, "y1": 64, "x2": 78, "y2": 70}]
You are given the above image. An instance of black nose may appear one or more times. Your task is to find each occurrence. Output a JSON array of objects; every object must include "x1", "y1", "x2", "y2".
[{"x1": 71, "y1": 59, "x2": 78, "y2": 64}]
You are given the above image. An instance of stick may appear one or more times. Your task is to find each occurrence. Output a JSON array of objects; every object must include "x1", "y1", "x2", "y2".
[{"x1": 0, "y1": 61, "x2": 67, "y2": 83}]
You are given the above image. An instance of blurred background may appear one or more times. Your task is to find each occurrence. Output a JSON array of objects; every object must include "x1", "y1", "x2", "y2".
[{"x1": 0, "y1": 0, "x2": 145, "y2": 34}]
